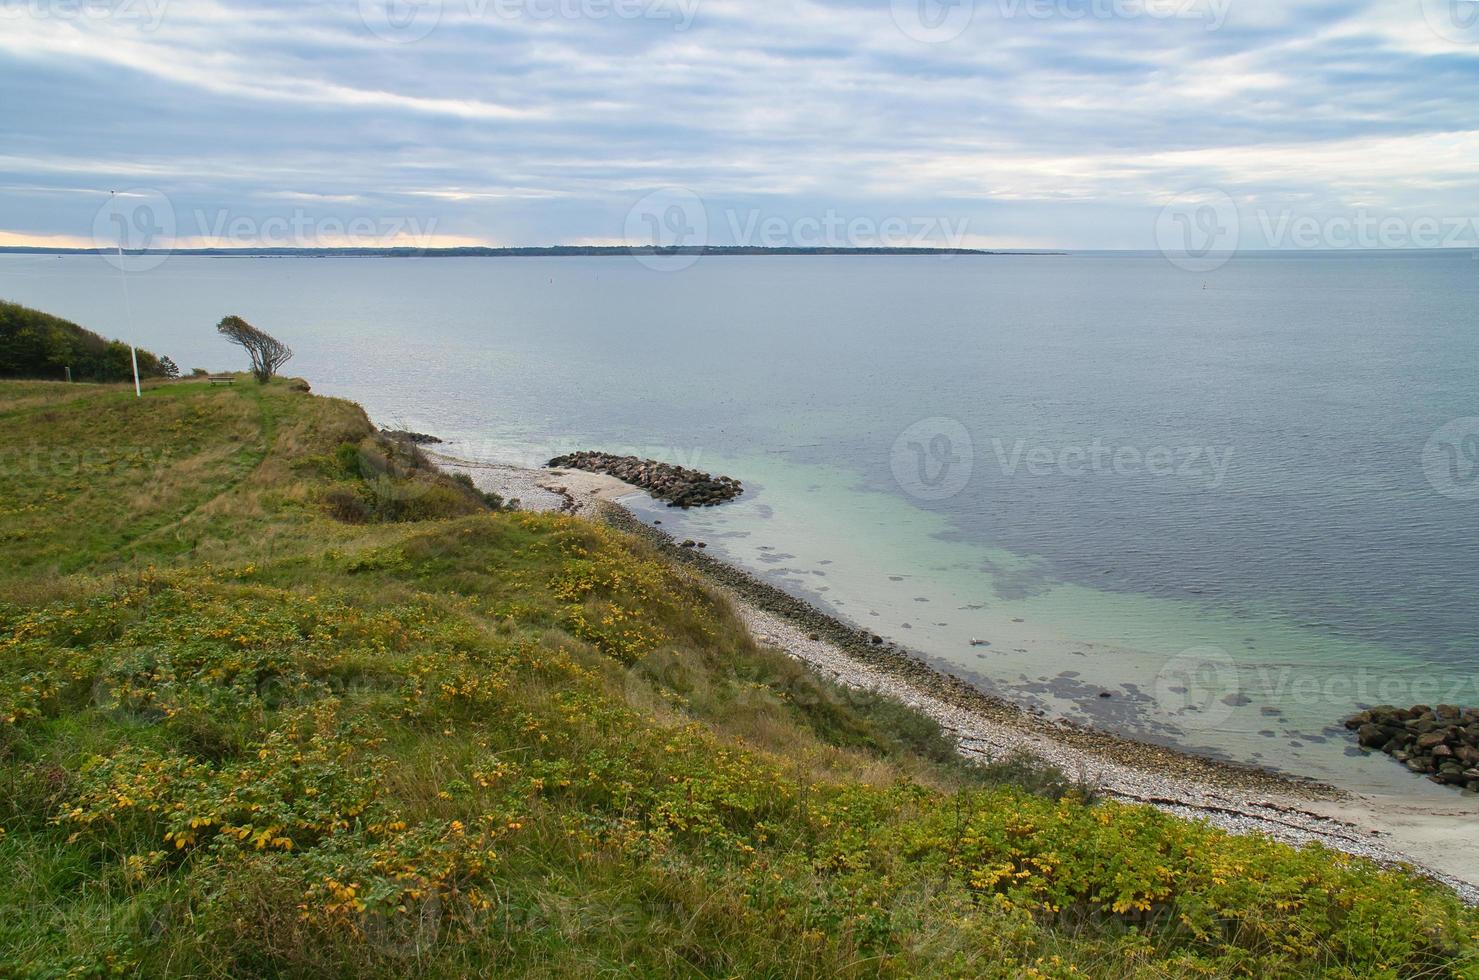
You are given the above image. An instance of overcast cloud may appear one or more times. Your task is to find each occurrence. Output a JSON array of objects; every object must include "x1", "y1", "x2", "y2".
[{"x1": 2, "y1": 0, "x2": 1477, "y2": 251}]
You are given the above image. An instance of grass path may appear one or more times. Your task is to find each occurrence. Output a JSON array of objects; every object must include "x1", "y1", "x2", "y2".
[
  {"x1": 115, "y1": 381, "x2": 280, "y2": 558},
  {"x1": 0, "y1": 382, "x2": 270, "y2": 582}
]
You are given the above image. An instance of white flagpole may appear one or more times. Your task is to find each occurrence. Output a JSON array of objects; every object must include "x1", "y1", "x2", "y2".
[{"x1": 110, "y1": 190, "x2": 143, "y2": 399}]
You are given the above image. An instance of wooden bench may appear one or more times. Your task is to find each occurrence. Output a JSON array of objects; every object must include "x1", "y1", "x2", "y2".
[{"x1": 208, "y1": 375, "x2": 236, "y2": 386}]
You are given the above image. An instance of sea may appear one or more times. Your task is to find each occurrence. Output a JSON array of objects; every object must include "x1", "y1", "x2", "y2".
[{"x1": 4, "y1": 249, "x2": 1476, "y2": 798}]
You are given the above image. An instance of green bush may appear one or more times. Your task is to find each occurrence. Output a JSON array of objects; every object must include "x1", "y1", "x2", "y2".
[{"x1": 322, "y1": 438, "x2": 503, "y2": 524}]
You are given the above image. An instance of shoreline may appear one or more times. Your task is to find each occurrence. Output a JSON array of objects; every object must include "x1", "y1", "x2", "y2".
[{"x1": 435, "y1": 448, "x2": 1479, "y2": 903}]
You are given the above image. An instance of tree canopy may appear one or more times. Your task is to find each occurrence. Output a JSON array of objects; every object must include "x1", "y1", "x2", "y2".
[{"x1": 0, "y1": 300, "x2": 170, "y2": 382}]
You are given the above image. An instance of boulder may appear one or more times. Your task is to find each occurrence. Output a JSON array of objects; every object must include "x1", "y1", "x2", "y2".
[
  {"x1": 1357, "y1": 723, "x2": 1387, "y2": 748},
  {"x1": 1437, "y1": 763, "x2": 1468, "y2": 785}
]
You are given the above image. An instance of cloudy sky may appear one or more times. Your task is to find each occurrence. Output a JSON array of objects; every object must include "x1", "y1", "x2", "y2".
[{"x1": 2, "y1": 0, "x2": 1477, "y2": 251}]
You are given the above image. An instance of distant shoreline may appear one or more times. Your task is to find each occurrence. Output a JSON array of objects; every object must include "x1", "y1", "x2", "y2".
[{"x1": 0, "y1": 245, "x2": 1063, "y2": 258}]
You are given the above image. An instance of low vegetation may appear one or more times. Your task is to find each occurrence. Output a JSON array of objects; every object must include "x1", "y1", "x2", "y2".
[
  {"x1": 0, "y1": 301, "x2": 176, "y2": 382},
  {"x1": 0, "y1": 377, "x2": 1474, "y2": 977}
]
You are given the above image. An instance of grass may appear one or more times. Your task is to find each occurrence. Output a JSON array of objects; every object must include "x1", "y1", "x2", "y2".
[{"x1": 0, "y1": 378, "x2": 1474, "y2": 977}]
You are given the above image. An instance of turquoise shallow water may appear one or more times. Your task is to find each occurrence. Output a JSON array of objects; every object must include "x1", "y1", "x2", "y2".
[{"x1": 4, "y1": 250, "x2": 1477, "y2": 795}]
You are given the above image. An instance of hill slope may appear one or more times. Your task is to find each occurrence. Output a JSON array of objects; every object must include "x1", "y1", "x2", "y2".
[
  {"x1": 0, "y1": 378, "x2": 1474, "y2": 977},
  {"x1": 0, "y1": 300, "x2": 174, "y2": 382}
]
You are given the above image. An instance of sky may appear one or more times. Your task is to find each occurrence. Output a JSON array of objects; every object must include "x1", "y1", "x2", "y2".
[{"x1": 1, "y1": 0, "x2": 1478, "y2": 253}]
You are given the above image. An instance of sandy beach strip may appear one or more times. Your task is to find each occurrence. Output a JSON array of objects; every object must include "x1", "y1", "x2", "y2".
[
  {"x1": 429, "y1": 451, "x2": 639, "y2": 516},
  {"x1": 437, "y1": 448, "x2": 1479, "y2": 904}
]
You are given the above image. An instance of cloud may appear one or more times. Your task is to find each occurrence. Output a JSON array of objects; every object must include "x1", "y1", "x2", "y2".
[{"x1": 0, "y1": 0, "x2": 1475, "y2": 249}]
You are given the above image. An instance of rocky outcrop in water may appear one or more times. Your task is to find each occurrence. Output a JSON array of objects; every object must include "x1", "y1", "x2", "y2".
[
  {"x1": 547, "y1": 452, "x2": 743, "y2": 508},
  {"x1": 1344, "y1": 705, "x2": 1479, "y2": 791},
  {"x1": 380, "y1": 429, "x2": 442, "y2": 445}
]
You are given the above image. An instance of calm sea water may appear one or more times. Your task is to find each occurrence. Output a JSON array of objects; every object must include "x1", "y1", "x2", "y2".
[{"x1": 4, "y1": 251, "x2": 1477, "y2": 796}]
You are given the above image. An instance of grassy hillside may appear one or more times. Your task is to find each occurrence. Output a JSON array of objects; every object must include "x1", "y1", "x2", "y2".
[
  {"x1": 0, "y1": 378, "x2": 1474, "y2": 977},
  {"x1": 0, "y1": 301, "x2": 175, "y2": 383}
]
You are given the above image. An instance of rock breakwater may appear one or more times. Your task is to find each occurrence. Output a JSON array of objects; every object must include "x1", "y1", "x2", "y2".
[
  {"x1": 547, "y1": 452, "x2": 743, "y2": 508},
  {"x1": 1345, "y1": 704, "x2": 1479, "y2": 792}
]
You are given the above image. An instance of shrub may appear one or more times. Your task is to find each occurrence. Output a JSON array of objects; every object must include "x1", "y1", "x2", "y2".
[
  {"x1": 323, "y1": 486, "x2": 371, "y2": 524},
  {"x1": 451, "y1": 471, "x2": 510, "y2": 511},
  {"x1": 323, "y1": 438, "x2": 504, "y2": 524}
]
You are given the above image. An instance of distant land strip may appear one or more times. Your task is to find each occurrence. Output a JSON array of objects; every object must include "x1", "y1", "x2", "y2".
[{"x1": 0, "y1": 245, "x2": 1064, "y2": 258}]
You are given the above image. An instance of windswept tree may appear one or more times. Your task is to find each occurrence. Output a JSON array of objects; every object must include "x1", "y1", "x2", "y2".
[{"x1": 216, "y1": 315, "x2": 292, "y2": 384}]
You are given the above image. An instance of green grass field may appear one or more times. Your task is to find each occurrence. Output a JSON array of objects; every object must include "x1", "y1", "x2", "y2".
[{"x1": 0, "y1": 378, "x2": 1474, "y2": 977}]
